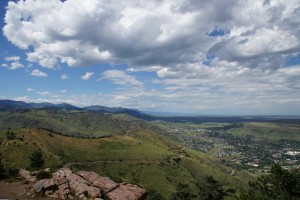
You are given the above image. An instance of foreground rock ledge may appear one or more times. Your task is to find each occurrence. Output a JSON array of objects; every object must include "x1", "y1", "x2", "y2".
[{"x1": 19, "y1": 168, "x2": 146, "y2": 200}]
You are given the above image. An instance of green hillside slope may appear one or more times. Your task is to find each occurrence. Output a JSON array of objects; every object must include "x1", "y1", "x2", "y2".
[
  {"x1": 230, "y1": 122, "x2": 300, "y2": 141},
  {"x1": 0, "y1": 127, "x2": 251, "y2": 199},
  {"x1": 0, "y1": 110, "x2": 152, "y2": 138}
]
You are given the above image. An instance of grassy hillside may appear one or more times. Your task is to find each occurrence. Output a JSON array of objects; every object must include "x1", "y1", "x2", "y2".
[
  {"x1": 0, "y1": 110, "x2": 152, "y2": 138},
  {"x1": 0, "y1": 128, "x2": 251, "y2": 199},
  {"x1": 230, "y1": 122, "x2": 300, "y2": 141}
]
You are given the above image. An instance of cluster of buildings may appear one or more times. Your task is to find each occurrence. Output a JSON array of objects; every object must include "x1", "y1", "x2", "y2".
[
  {"x1": 170, "y1": 126, "x2": 300, "y2": 171},
  {"x1": 163, "y1": 123, "x2": 300, "y2": 171}
]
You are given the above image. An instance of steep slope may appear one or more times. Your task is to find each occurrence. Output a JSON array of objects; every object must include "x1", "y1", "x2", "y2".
[{"x1": 0, "y1": 128, "x2": 251, "y2": 199}]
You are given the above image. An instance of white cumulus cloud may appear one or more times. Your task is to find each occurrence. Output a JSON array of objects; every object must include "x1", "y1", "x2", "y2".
[
  {"x1": 5, "y1": 56, "x2": 20, "y2": 61},
  {"x1": 26, "y1": 87, "x2": 34, "y2": 92},
  {"x1": 3, "y1": 55, "x2": 24, "y2": 70},
  {"x1": 101, "y1": 70, "x2": 143, "y2": 86},
  {"x1": 10, "y1": 62, "x2": 24, "y2": 70},
  {"x1": 1, "y1": 62, "x2": 24, "y2": 70},
  {"x1": 31, "y1": 69, "x2": 47, "y2": 77},
  {"x1": 4, "y1": 0, "x2": 299, "y2": 70},
  {"x1": 2, "y1": 0, "x2": 300, "y2": 114},
  {"x1": 81, "y1": 72, "x2": 94, "y2": 80},
  {"x1": 61, "y1": 74, "x2": 69, "y2": 80}
]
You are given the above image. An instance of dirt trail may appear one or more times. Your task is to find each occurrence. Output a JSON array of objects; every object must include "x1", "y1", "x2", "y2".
[
  {"x1": 0, "y1": 181, "x2": 53, "y2": 200},
  {"x1": 64, "y1": 159, "x2": 162, "y2": 168}
]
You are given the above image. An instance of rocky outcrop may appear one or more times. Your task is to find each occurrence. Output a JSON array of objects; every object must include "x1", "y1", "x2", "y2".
[
  {"x1": 92, "y1": 177, "x2": 119, "y2": 193},
  {"x1": 19, "y1": 169, "x2": 37, "y2": 182},
  {"x1": 53, "y1": 168, "x2": 72, "y2": 178},
  {"x1": 76, "y1": 171, "x2": 99, "y2": 183},
  {"x1": 19, "y1": 168, "x2": 146, "y2": 200},
  {"x1": 106, "y1": 183, "x2": 146, "y2": 200}
]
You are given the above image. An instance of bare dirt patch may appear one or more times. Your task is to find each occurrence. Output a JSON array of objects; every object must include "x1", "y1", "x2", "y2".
[{"x1": 0, "y1": 181, "x2": 52, "y2": 200}]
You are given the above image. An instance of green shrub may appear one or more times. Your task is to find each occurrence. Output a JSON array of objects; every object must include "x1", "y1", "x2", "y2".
[
  {"x1": 146, "y1": 190, "x2": 164, "y2": 200},
  {"x1": 6, "y1": 131, "x2": 16, "y2": 140},
  {"x1": 170, "y1": 183, "x2": 196, "y2": 200},
  {"x1": 36, "y1": 171, "x2": 52, "y2": 180},
  {"x1": 30, "y1": 150, "x2": 44, "y2": 170},
  {"x1": 5, "y1": 166, "x2": 19, "y2": 179},
  {"x1": 197, "y1": 175, "x2": 233, "y2": 200},
  {"x1": 0, "y1": 158, "x2": 6, "y2": 180},
  {"x1": 0, "y1": 159, "x2": 18, "y2": 180},
  {"x1": 238, "y1": 164, "x2": 300, "y2": 200}
]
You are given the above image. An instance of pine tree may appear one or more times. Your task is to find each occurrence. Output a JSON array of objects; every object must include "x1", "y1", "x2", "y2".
[
  {"x1": 170, "y1": 183, "x2": 196, "y2": 200},
  {"x1": 29, "y1": 150, "x2": 44, "y2": 170},
  {"x1": 239, "y1": 164, "x2": 300, "y2": 200},
  {"x1": 198, "y1": 175, "x2": 233, "y2": 200},
  {"x1": 0, "y1": 158, "x2": 6, "y2": 180},
  {"x1": 146, "y1": 190, "x2": 164, "y2": 200}
]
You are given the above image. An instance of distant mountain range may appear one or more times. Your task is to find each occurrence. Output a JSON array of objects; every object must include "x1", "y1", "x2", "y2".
[
  {"x1": 0, "y1": 99, "x2": 80, "y2": 111},
  {"x1": 0, "y1": 99, "x2": 131, "y2": 112},
  {"x1": 84, "y1": 105, "x2": 155, "y2": 120},
  {"x1": 0, "y1": 99, "x2": 153, "y2": 120},
  {"x1": 1, "y1": 99, "x2": 300, "y2": 124}
]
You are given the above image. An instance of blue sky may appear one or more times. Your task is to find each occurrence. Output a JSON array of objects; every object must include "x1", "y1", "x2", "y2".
[{"x1": 1, "y1": 0, "x2": 300, "y2": 115}]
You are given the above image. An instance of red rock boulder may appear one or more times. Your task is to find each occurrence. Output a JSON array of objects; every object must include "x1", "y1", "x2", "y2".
[{"x1": 106, "y1": 183, "x2": 146, "y2": 200}]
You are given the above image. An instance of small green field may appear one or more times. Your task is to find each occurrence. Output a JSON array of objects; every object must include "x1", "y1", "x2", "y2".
[{"x1": 152, "y1": 120, "x2": 231, "y2": 130}]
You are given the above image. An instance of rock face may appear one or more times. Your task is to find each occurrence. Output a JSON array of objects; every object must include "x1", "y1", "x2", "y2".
[
  {"x1": 20, "y1": 168, "x2": 146, "y2": 200},
  {"x1": 19, "y1": 169, "x2": 37, "y2": 182},
  {"x1": 92, "y1": 177, "x2": 119, "y2": 193},
  {"x1": 77, "y1": 171, "x2": 99, "y2": 183},
  {"x1": 53, "y1": 168, "x2": 72, "y2": 179},
  {"x1": 106, "y1": 183, "x2": 146, "y2": 200}
]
